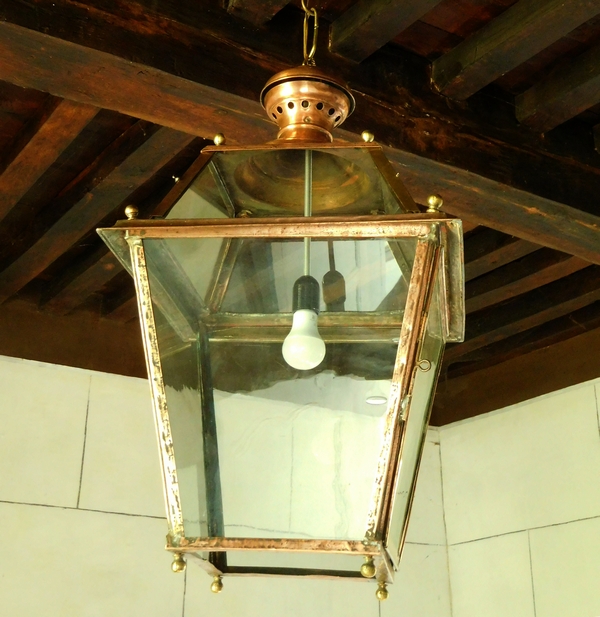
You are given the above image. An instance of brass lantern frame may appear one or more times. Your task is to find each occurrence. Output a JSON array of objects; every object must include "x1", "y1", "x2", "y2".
[{"x1": 98, "y1": 211, "x2": 464, "y2": 586}]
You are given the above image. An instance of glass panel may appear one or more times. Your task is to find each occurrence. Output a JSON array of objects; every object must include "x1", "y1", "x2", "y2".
[
  {"x1": 144, "y1": 237, "x2": 415, "y2": 315},
  {"x1": 224, "y1": 551, "x2": 365, "y2": 574},
  {"x1": 212, "y1": 340, "x2": 397, "y2": 541},
  {"x1": 385, "y1": 265, "x2": 445, "y2": 566},
  {"x1": 150, "y1": 307, "x2": 211, "y2": 538},
  {"x1": 141, "y1": 234, "x2": 418, "y2": 544},
  {"x1": 175, "y1": 147, "x2": 407, "y2": 218}
]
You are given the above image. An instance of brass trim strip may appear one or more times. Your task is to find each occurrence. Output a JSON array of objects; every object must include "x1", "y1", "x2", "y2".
[
  {"x1": 127, "y1": 236, "x2": 185, "y2": 537},
  {"x1": 173, "y1": 537, "x2": 381, "y2": 555},
  {"x1": 364, "y1": 230, "x2": 440, "y2": 541}
]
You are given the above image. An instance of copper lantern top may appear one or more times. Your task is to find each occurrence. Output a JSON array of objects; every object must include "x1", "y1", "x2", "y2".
[{"x1": 261, "y1": 65, "x2": 355, "y2": 142}]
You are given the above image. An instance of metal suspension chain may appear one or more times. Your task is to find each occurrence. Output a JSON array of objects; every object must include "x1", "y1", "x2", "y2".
[{"x1": 301, "y1": 0, "x2": 318, "y2": 66}]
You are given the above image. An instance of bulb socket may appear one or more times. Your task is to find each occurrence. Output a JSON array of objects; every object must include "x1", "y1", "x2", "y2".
[{"x1": 292, "y1": 275, "x2": 320, "y2": 314}]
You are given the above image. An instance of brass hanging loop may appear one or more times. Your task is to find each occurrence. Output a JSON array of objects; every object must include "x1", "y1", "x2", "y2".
[{"x1": 301, "y1": 0, "x2": 319, "y2": 66}]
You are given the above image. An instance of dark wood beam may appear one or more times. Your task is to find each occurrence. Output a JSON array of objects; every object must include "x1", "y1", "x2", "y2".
[
  {"x1": 466, "y1": 250, "x2": 590, "y2": 313},
  {"x1": 44, "y1": 248, "x2": 121, "y2": 315},
  {"x1": 0, "y1": 98, "x2": 98, "y2": 222},
  {"x1": 446, "y1": 301, "x2": 600, "y2": 379},
  {"x1": 0, "y1": 128, "x2": 194, "y2": 303},
  {"x1": 329, "y1": 0, "x2": 442, "y2": 62},
  {"x1": 431, "y1": 0, "x2": 600, "y2": 100},
  {"x1": 105, "y1": 293, "x2": 138, "y2": 322},
  {"x1": 0, "y1": 299, "x2": 145, "y2": 378},
  {"x1": 444, "y1": 265, "x2": 600, "y2": 363},
  {"x1": 385, "y1": 147, "x2": 600, "y2": 266},
  {"x1": 0, "y1": 3, "x2": 599, "y2": 264},
  {"x1": 463, "y1": 229, "x2": 539, "y2": 281},
  {"x1": 516, "y1": 43, "x2": 600, "y2": 132},
  {"x1": 431, "y1": 322, "x2": 600, "y2": 425},
  {"x1": 226, "y1": 0, "x2": 289, "y2": 25}
]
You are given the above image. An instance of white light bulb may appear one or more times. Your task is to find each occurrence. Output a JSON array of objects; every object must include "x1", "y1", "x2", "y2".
[{"x1": 282, "y1": 309, "x2": 326, "y2": 370}]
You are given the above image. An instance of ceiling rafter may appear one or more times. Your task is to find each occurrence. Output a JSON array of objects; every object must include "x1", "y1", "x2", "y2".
[
  {"x1": 329, "y1": 0, "x2": 443, "y2": 62},
  {"x1": 516, "y1": 41, "x2": 600, "y2": 131},
  {"x1": 431, "y1": 0, "x2": 600, "y2": 99},
  {"x1": 445, "y1": 301, "x2": 600, "y2": 379},
  {"x1": 0, "y1": 127, "x2": 194, "y2": 304},
  {"x1": 42, "y1": 147, "x2": 211, "y2": 314},
  {"x1": 226, "y1": 0, "x2": 289, "y2": 25},
  {"x1": 463, "y1": 229, "x2": 539, "y2": 281},
  {"x1": 0, "y1": 10, "x2": 598, "y2": 264},
  {"x1": 465, "y1": 249, "x2": 590, "y2": 313},
  {"x1": 0, "y1": 98, "x2": 98, "y2": 223},
  {"x1": 444, "y1": 265, "x2": 600, "y2": 363}
]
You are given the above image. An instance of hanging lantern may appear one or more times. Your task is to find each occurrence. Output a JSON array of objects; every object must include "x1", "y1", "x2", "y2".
[{"x1": 98, "y1": 2, "x2": 464, "y2": 602}]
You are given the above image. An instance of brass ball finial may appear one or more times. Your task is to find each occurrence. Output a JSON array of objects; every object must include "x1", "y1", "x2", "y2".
[
  {"x1": 171, "y1": 553, "x2": 186, "y2": 573},
  {"x1": 375, "y1": 581, "x2": 389, "y2": 601},
  {"x1": 213, "y1": 133, "x2": 226, "y2": 146},
  {"x1": 361, "y1": 130, "x2": 375, "y2": 143},
  {"x1": 211, "y1": 576, "x2": 224, "y2": 594},
  {"x1": 426, "y1": 194, "x2": 444, "y2": 213},
  {"x1": 360, "y1": 556, "x2": 376, "y2": 578},
  {"x1": 124, "y1": 205, "x2": 139, "y2": 220}
]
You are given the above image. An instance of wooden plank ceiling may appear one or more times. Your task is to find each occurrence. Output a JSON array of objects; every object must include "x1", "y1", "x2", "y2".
[{"x1": 0, "y1": 0, "x2": 599, "y2": 425}]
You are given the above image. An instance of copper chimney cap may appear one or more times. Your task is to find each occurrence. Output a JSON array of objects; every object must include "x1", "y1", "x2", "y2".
[{"x1": 261, "y1": 66, "x2": 355, "y2": 142}]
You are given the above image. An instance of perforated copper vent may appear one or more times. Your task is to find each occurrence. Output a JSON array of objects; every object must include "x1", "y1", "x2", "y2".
[{"x1": 261, "y1": 66, "x2": 355, "y2": 142}]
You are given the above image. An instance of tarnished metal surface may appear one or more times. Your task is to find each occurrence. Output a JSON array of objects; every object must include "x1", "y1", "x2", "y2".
[
  {"x1": 364, "y1": 232, "x2": 440, "y2": 541},
  {"x1": 174, "y1": 537, "x2": 381, "y2": 555},
  {"x1": 127, "y1": 236, "x2": 184, "y2": 538}
]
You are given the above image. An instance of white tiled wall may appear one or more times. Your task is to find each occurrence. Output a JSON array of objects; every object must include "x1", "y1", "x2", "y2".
[
  {"x1": 440, "y1": 378, "x2": 600, "y2": 617},
  {"x1": 2, "y1": 353, "x2": 598, "y2": 616},
  {"x1": 0, "y1": 355, "x2": 449, "y2": 616}
]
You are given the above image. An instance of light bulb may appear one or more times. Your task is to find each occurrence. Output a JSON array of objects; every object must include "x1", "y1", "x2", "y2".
[{"x1": 282, "y1": 309, "x2": 326, "y2": 370}]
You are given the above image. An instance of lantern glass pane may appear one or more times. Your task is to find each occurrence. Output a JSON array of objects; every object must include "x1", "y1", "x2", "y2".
[
  {"x1": 142, "y1": 235, "x2": 418, "y2": 543},
  {"x1": 166, "y1": 147, "x2": 406, "y2": 218},
  {"x1": 225, "y1": 551, "x2": 365, "y2": 574},
  {"x1": 385, "y1": 265, "x2": 445, "y2": 565}
]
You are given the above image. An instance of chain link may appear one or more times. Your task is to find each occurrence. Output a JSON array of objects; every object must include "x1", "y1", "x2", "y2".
[{"x1": 301, "y1": 0, "x2": 318, "y2": 65}]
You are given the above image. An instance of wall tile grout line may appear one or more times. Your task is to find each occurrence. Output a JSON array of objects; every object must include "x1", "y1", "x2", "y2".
[
  {"x1": 437, "y1": 429, "x2": 455, "y2": 617},
  {"x1": 76, "y1": 375, "x2": 92, "y2": 509},
  {"x1": 448, "y1": 512, "x2": 600, "y2": 546},
  {"x1": 527, "y1": 530, "x2": 538, "y2": 617},
  {"x1": 0, "y1": 498, "x2": 166, "y2": 520}
]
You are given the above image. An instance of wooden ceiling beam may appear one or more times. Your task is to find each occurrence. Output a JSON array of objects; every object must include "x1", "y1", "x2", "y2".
[
  {"x1": 0, "y1": 98, "x2": 98, "y2": 223},
  {"x1": 431, "y1": 0, "x2": 600, "y2": 100},
  {"x1": 466, "y1": 249, "x2": 590, "y2": 313},
  {"x1": 226, "y1": 0, "x2": 289, "y2": 25},
  {"x1": 432, "y1": 319, "x2": 600, "y2": 425},
  {"x1": 463, "y1": 229, "x2": 539, "y2": 281},
  {"x1": 446, "y1": 301, "x2": 600, "y2": 380},
  {"x1": 0, "y1": 128, "x2": 194, "y2": 304},
  {"x1": 516, "y1": 43, "x2": 600, "y2": 132},
  {"x1": 444, "y1": 265, "x2": 600, "y2": 364},
  {"x1": 329, "y1": 0, "x2": 442, "y2": 62},
  {"x1": 0, "y1": 6, "x2": 599, "y2": 264},
  {"x1": 43, "y1": 248, "x2": 122, "y2": 315},
  {"x1": 0, "y1": 298, "x2": 146, "y2": 378}
]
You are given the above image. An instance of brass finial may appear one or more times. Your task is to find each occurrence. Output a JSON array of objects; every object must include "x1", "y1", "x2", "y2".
[
  {"x1": 213, "y1": 133, "x2": 226, "y2": 146},
  {"x1": 426, "y1": 194, "x2": 443, "y2": 213},
  {"x1": 375, "y1": 581, "x2": 389, "y2": 601},
  {"x1": 360, "y1": 556, "x2": 376, "y2": 578},
  {"x1": 211, "y1": 575, "x2": 224, "y2": 593},
  {"x1": 171, "y1": 553, "x2": 186, "y2": 573},
  {"x1": 124, "y1": 205, "x2": 139, "y2": 220},
  {"x1": 361, "y1": 130, "x2": 375, "y2": 143}
]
